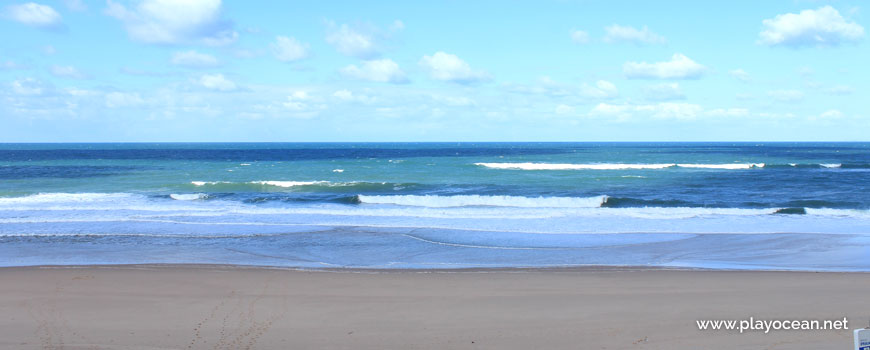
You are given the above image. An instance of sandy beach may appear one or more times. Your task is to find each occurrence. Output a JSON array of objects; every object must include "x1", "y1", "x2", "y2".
[{"x1": 0, "y1": 265, "x2": 866, "y2": 349}]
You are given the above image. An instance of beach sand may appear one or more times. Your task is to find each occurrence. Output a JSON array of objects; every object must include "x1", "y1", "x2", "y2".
[{"x1": 0, "y1": 265, "x2": 867, "y2": 349}]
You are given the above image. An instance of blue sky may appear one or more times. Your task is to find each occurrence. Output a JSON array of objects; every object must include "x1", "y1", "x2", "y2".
[{"x1": 0, "y1": 0, "x2": 867, "y2": 141}]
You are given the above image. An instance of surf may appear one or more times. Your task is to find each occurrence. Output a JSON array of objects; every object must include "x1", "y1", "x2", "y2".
[
  {"x1": 475, "y1": 162, "x2": 766, "y2": 170},
  {"x1": 355, "y1": 194, "x2": 609, "y2": 208}
]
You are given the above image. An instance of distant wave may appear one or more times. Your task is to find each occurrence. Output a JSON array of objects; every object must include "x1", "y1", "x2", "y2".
[
  {"x1": 191, "y1": 181, "x2": 232, "y2": 186},
  {"x1": 676, "y1": 163, "x2": 764, "y2": 169},
  {"x1": 357, "y1": 194, "x2": 608, "y2": 208},
  {"x1": 189, "y1": 180, "x2": 405, "y2": 193},
  {"x1": 475, "y1": 162, "x2": 765, "y2": 170},
  {"x1": 192, "y1": 180, "x2": 389, "y2": 187},
  {"x1": 477, "y1": 162, "x2": 870, "y2": 170},
  {"x1": 474, "y1": 163, "x2": 676, "y2": 170},
  {"x1": 248, "y1": 180, "x2": 327, "y2": 187},
  {"x1": 193, "y1": 180, "x2": 327, "y2": 187}
]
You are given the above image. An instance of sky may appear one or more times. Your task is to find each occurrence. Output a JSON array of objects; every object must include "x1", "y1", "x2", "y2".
[{"x1": 0, "y1": 0, "x2": 867, "y2": 142}]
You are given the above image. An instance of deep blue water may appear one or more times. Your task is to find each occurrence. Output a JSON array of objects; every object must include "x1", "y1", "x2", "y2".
[{"x1": 1, "y1": 142, "x2": 869, "y2": 270}]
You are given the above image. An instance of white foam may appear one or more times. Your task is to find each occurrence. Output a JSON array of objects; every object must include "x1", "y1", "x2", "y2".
[
  {"x1": 475, "y1": 163, "x2": 676, "y2": 170},
  {"x1": 356, "y1": 194, "x2": 608, "y2": 208},
  {"x1": 191, "y1": 181, "x2": 232, "y2": 186},
  {"x1": 676, "y1": 163, "x2": 764, "y2": 169},
  {"x1": 249, "y1": 181, "x2": 326, "y2": 187},
  {"x1": 476, "y1": 162, "x2": 765, "y2": 170},
  {"x1": 240, "y1": 163, "x2": 251, "y2": 166},
  {"x1": 193, "y1": 180, "x2": 379, "y2": 188},
  {"x1": 0, "y1": 193, "x2": 139, "y2": 204},
  {"x1": 805, "y1": 208, "x2": 870, "y2": 218},
  {"x1": 333, "y1": 169, "x2": 344, "y2": 173},
  {"x1": 821, "y1": 163, "x2": 842, "y2": 168},
  {"x1": 169, "y1": 193, "x2": 208, "y2": 201}
]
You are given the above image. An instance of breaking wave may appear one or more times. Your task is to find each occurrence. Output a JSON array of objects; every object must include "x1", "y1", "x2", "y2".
[
  {"x1": 476, "y1": 162, "x2": 870, "y2": 170},
  {"x1": 474, "y1": 163, "x2": 677, "y2": 170},
  {"x1": 356, "y1": 194, "x2": 609, "y2": 208},
  {"x1": 169, "y1": 193, "x2": 208, "y2": 201}
]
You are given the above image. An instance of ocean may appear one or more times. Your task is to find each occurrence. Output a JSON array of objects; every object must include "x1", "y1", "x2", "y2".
[{"x1": 1, "y1": 142, "x2": 869, "y2": 270}]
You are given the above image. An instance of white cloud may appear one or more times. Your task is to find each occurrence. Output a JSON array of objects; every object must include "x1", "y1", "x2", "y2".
[
  {"x1": 706, "y1": 108, "x2": 749, "y2": 117},
  {"x1": 282, "y1": 91, "x2": 326, "y2": 115},
  {"x1": 105, "y1": 92, "x2": 144, "y2": 108},
  {"x1": 639, "y1": 103, "x2": 703, "y2": 120},
  {"x1": 570, "y1": 30, "x2": 590, "y2": 44},
  {"x1": 11, "y1": 78, "x2": 47, "y2": 95},
  {"x1": 767, "y1": 89, "x2": 804, "y2": 102},
  {"x1": 579, "y1": 80, "x2": 618, "y2": 99},
  {"x1": 171, "y1": 50, "x2": 219, "y2": 67},
  {"x1": 589, "y1": 103, "x2": 630, "y2": 116},
  {"x1": 432, "y1": 95, "x2": 476, "y2": 107},
  {"x1": 825, "y1": 85, "x2": 853, "y2": 95},
  {"x1": 5, "y1": 2, "x2": 62, "y2": 28},
  {"x1": 105, "y1": 0, "x2": 237, "y2": 46},
  {"x1": 590, "y1": 102, "x2": 718, "y2": 120},
  {"x1": 729, "y1": 69, "x2": 750, "y2": 82},
  {"x1": 603, "y1": 25, "x2": 665, "y2": 44},
  {"x1": 333, "y1": 89, "x2": 374, "y2": 104},
  {"x1": 756, "y1": 112, "x2": 796, "y2": 119},
  {"x1": 504, "y1": 77, "x2": 569, "y2": 96},
  {"x1": 341, "y1": 59, "x2": 408, "y2": 83},
  {"x1": 200, "y1": 30, "x2": 237, "y2": 46},
  {"x1": 759, "y1": 6, "x2": 864, "y2": 47},
  {"x1": 271, "y1": 36, "x2": 308, "y2": 62},
  {"x1": 807, "y1": 109, "x2": 844, "y2": 121},
  {"x1": 198, "y1": 73, "x2": 236, "y2": 91},
  {"x1": 326, "y1": 23, "x2": 378, "y2": 58},
  {"x1": 623, "y1": 53, "x2": 706, "y2": 79},
  {"x1": 65, "y1": 88, "x2": 97, "y2": 97},
  {"x1": 503, "y1": 77, "x2": 615, "y2": 99},
  {"x1": 284, "y1": 91, "x2": 310, "y2": 110},
  {"x1": 818, "y1": 109, "x2": 843, "y2": 119},
  {"x1": 643, "y1": 83, "x2": 685, "y2": 101},
  {"x1": 50, "y1": 65, "x2": 87, "y2": 79},
  {"x1": 419, "y1": 51, "x2": 490, "y2": 84}
]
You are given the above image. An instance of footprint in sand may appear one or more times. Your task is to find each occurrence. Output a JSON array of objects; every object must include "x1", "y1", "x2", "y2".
[{"x1": 187, "y1": 281, "x2": 287, "y2": 350}]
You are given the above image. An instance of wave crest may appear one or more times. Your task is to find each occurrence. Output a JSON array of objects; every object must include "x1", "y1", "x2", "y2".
[
  {"x1": 476, "y1": 162, "x2": 766, "y2": 170},
  {"x1": 169, "y1": 193, "x2": 208, "y2": 201},
  {"x1": 0, "y1": 192, "x2": 139, "y2": 204},
  {"x1": 475, "y1": 163, "x2": 676, "y2": 170},
  {"x1": 356, "y1": 194, "x2": 608, "y2": 208}
]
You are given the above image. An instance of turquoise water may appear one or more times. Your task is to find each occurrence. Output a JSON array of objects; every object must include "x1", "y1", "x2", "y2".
[{"x1": 1, "y1": 142, "x2": 869, "y2": 270}]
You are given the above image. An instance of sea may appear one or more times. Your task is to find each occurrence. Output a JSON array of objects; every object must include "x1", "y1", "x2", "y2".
[{"x1": 1, "y1": 142, "x2": 869, "y2": 271}]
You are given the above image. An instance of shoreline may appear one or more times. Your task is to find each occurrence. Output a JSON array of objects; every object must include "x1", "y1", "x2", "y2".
[{"x1": 2, "y1": 264, "x2": 867, "y2": 349}]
